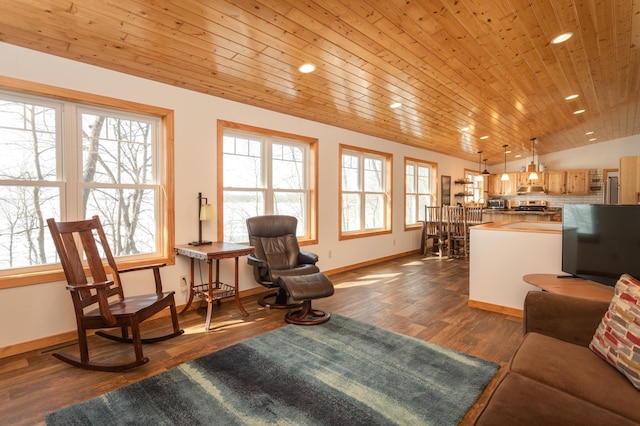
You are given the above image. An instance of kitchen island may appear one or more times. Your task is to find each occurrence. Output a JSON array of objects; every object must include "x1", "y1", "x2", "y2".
[{"x1": 468, "y1": 221, "x2": 562, "y2": 316}]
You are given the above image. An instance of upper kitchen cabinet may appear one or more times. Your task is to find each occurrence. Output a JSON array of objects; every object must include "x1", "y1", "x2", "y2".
[
  {"x1": 488, "y1": 172, "x2": 520, "y2": 196},
  {"x1": 565, "y1": 170, "x2": 590, "y2": 195},
  {"x1": 545, "y1": 170, "x2": 566, "y2": 195},
  {"x1": 620, "y1": 156, "x2": 640, "y2": 204}
]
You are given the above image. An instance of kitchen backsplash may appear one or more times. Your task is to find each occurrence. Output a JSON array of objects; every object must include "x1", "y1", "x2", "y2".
[{"x1": 498, "y1": 169, "x2": 606, "y2": 209}]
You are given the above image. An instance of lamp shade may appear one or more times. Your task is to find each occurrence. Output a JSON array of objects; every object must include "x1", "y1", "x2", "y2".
[{"x1": 199, "y1": 203, "x2": 215, "y2": 221}]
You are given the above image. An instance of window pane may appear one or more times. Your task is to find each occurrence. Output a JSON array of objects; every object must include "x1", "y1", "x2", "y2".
[
  {"x1": 406, "y1": 194, "x2": 416, "y2": 223},
  {"x1": 223, "y1": 135, "x2": 263, "y2": 188},
  {"x1": 417, "y1": 166, "x2": 431, "y2": 193},
  {"x1": 272, "y1": 143, "x2": 304, "y2": 190},
  {"x1": 82, "y1": 113, "x2": 154, "y2": 185},
  {"x1": 274, "y1": 191, "x2": 305, "y2": 235},
  {"x1": 223, "y1": 191, "x2": 264, "y2": 242},
  {"x1": 418, "y1": 195, "x2": 431, "y2": 219},
  {"x1": 342, "y1": 154, "x2": 360, "y2": 191},
  {"x1": 0, "y1": 99, "x2": 58, "y2": 181},
  {"x1": 84, "y1": 187, "x2": 156, "y2": 256},
  {"x1": 365, "y1": 193, "x2": 384, "y2": 228},
  {"x1": 364, "y1": 157, "x2": 383, "y2": 192},
  {"x1": 341, "y1": 193, "x2": 361, "y2": 232},
  {"x1": 406, "y1": 164, "x2": 416, "y2": 192},
  {"x1": 0, "y1": 185, "x2": 60, "y2": 269}
]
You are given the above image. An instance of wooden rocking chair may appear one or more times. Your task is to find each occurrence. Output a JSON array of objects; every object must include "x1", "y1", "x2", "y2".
[{"x1": 47, "y1": 216, "x2": 184, "y2": 372}]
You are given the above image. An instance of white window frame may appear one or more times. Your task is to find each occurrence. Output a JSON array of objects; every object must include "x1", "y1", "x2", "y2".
[
  {"x1": 0, "y1": 78, "x2": 174, "y2": 289},
  {"x1": 217, "y1": 120, "x2": 318, "y2": 245},
  {"x1": 465, "y1": 169, "x2": 485, "y2": 204},
  {"x1": 405, "y1": 157, "x2": 437, "y2": 228},
  {"x1": 339, "y1": 144, "x2": 392, "y2": 240}
]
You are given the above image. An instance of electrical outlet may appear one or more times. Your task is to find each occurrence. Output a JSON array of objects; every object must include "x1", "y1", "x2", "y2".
[
  {"x1": 393, "y1": 239, "x2": 396, "y2": 246},
  {"x1": 179, "y1": 275, "x2": 187, "y2": 292},
  {"x1": 328, "y1": 250, "x2": 332, "y2": 259}
]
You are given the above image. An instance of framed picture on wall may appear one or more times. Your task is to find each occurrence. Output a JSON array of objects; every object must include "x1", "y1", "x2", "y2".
[{"x1": 441, "y1": 175, "x2": 451, "y2": 206}]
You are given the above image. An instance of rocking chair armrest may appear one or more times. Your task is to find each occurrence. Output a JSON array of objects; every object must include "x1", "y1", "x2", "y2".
[
  {"x1": 67, "y1": 280, "x2": 117, "y2": 326},
  {"x1": 247, "y1": 255, "x2": 267, "y2": 268},
  {"x1": 117, "y1": 263, "x2": 166, "y2": 294},
  {"x1": 117, "y1": 263, "x2": 166, "y2": 274},
  {"x1": 65, "y1": 280, "x2": 114, "y2": 291}
]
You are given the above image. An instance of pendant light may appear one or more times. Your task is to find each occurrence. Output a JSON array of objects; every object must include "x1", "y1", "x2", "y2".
[
  {"x1": 527, "y1": 138, "x2": 539, "y2": 181},
  {"x1": 475, "y1": 151, "x2": 484, "y2": 181},
  {"x1": 482, "y1": 159, "x2": 490, "y2": 175},
  {"x1": 501, "y1": 144, "x2": 509, "y2": 181}
]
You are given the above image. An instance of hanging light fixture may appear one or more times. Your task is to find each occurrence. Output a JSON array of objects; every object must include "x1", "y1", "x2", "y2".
[
  {"x1": 482, "y1": 159, "x2": 490, "y2": 175},
  {"x1": 501, "y1": 144, "x2": 509, "y2": 181},
  {"x1": 516, "y1": 137, "x2": 546, "y2": 194},
  {"x1": 475, "y1": 151, "x2": 484, "y2": 181},
  {"x1": 527, "y1": 137, "x2": 539, "y2": 181}
]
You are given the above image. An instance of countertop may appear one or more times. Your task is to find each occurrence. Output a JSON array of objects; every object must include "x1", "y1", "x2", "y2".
[
  {"x1": 472, "y1": 221, "x2": 562, "y2": 233},
  {"x1": 482, "y1": 208, "x2": 561, "y2": 216}
]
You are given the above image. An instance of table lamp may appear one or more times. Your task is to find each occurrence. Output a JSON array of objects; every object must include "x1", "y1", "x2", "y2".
[{"x1": 189, "y1": 192, "x2": 214, "y2": 246}]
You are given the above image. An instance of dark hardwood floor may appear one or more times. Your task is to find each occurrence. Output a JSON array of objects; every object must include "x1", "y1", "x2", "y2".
[{"x1": 0, "y1": 253, "x2": 523, "y2": 425}]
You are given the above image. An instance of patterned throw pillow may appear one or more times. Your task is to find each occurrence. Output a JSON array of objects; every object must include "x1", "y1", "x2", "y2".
[{"x1": 590, "y1": 273, "x2": 640, "y2": 390}]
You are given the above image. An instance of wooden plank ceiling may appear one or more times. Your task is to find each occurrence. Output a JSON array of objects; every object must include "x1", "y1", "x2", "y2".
[{"x1": 1, "y1": 0, "x2": 639, "y2": 164}]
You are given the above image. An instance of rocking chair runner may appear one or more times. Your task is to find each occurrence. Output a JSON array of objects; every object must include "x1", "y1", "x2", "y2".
[{"x1": 47, "y1": 216, "x2": 184, "y2": 372}]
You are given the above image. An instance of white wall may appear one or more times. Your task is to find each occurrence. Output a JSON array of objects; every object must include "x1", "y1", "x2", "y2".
[
  {"x1": 1, "y1": 42, "x2": 639, "y2": 350},
  {"x1": 0, "y1": 43, "x2": 476, "y2": 349}
]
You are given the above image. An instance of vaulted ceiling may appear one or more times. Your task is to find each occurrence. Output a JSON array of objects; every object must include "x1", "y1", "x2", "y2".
[{"x1": 1, "y1": 0, "x2": 639, "y2": 164}]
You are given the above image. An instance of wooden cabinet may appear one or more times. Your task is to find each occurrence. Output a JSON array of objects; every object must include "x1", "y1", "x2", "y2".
[
  {"x1": 566, "y1": 170, "x2": 589, "y2": 195},
  {"x1": 488, "y1": 168, "x2": 594, "y2": 196},
  {"x1": 620, "y1": 156, "x2": 640, "y2": 204},
  {"x1": 545, "y1": 170, "x2": 566, "y2": 195},
  {"x1": 487, "y1": 174, "x2": 502, "y2": 196},
  {"x1": 488, "y1": 172, "x2": 521, "y2": 196}
]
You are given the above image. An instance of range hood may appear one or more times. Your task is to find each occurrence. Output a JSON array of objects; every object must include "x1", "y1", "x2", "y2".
[{"x1": 517, "y1": 184, "x2": 547, "y2": 194}]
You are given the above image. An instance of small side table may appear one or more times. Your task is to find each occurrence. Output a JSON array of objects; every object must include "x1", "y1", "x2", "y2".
[
  {"x1": 175, "y1": 242, "x2": 254, "y2": 331},
  {"x1": 523, "y1": 273, "x2": 614, "y2": 302}
]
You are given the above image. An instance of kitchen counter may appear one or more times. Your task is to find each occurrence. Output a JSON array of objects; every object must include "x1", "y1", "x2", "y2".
[
  {"x1": 482, "y1": 208, "x2": 562, "y2": 222},
  {"x1": 469, "y1": 221, "x2": 562, "y2": 316}
]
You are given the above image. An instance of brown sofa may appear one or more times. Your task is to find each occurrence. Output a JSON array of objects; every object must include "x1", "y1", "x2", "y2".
[{"x1": 474, "y1": 291, "x2": 640, "y2": 426}]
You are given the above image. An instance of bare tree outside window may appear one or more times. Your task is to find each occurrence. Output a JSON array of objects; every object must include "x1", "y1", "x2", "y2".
[{"x1": 0, "y1": 94, "x2": 161, "y2": 273}]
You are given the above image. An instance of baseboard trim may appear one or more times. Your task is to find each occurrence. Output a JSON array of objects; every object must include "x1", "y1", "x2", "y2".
[
  {"x1": 468, "y1": 299, "x2": 523, "y2": 318},
  {"x1": 0, "y1": 249, "x2": 421, "y2": 359}
]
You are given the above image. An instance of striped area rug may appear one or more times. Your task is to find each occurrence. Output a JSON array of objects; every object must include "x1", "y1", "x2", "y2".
[{"x1": 47, "y1": 314, "x2": 498, "y2": 425}]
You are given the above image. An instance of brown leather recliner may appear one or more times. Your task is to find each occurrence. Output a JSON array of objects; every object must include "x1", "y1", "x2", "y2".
[{"x1": 246, "y1": 215, "x2": 320, "y2": 308}]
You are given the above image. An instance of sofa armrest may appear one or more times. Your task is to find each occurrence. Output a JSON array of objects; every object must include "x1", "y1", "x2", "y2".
[{"x1": 523, "y1": 291, "x2": 610, "y2": 347}]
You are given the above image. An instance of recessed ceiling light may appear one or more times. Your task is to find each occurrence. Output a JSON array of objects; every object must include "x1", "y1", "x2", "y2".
[
  {"x1": 461, "y1": 127, "x2": 471, "y2": 132},
  {"x1": 585, "y1": 131, "x2": 594, "y2": 135},
  {"x1": 589, "y1": 138, "x2": 597, "y2": 142},
  {"x1": 298, "y1": 63, "x2": 316, "y2": 73},
  {"x1": 390, "y1": 102, "x2": 402, "y2": 109},
  {"x1": 565, "y1": 94, "x2": 579, "y2": 100},
  {"x1": 515, "y1": 154, "x2": 522, "y2": 158},
  {"x1": 573, "y1": 109, "x2": 586, "y2": 115},
  {"x1": 551, "y1": 32, "x2": 573, "y2": 44},
  {"x1": 480, "y1": 135, "x2": 489, "y2": 140}
]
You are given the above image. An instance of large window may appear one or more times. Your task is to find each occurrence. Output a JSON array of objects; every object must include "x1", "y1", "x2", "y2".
[
  {"x1": 339, "y1": 145, "x2": 392, "y2": 239},
  {"x1": 218, "y1": 121, "x2": 317, "y2": 244},
  {"x1": 0, "y1": 81, "x2": 173, "y2": 288},
  {"x1": 405, "y1": 158, "x2": 437, "y2": 227}
]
